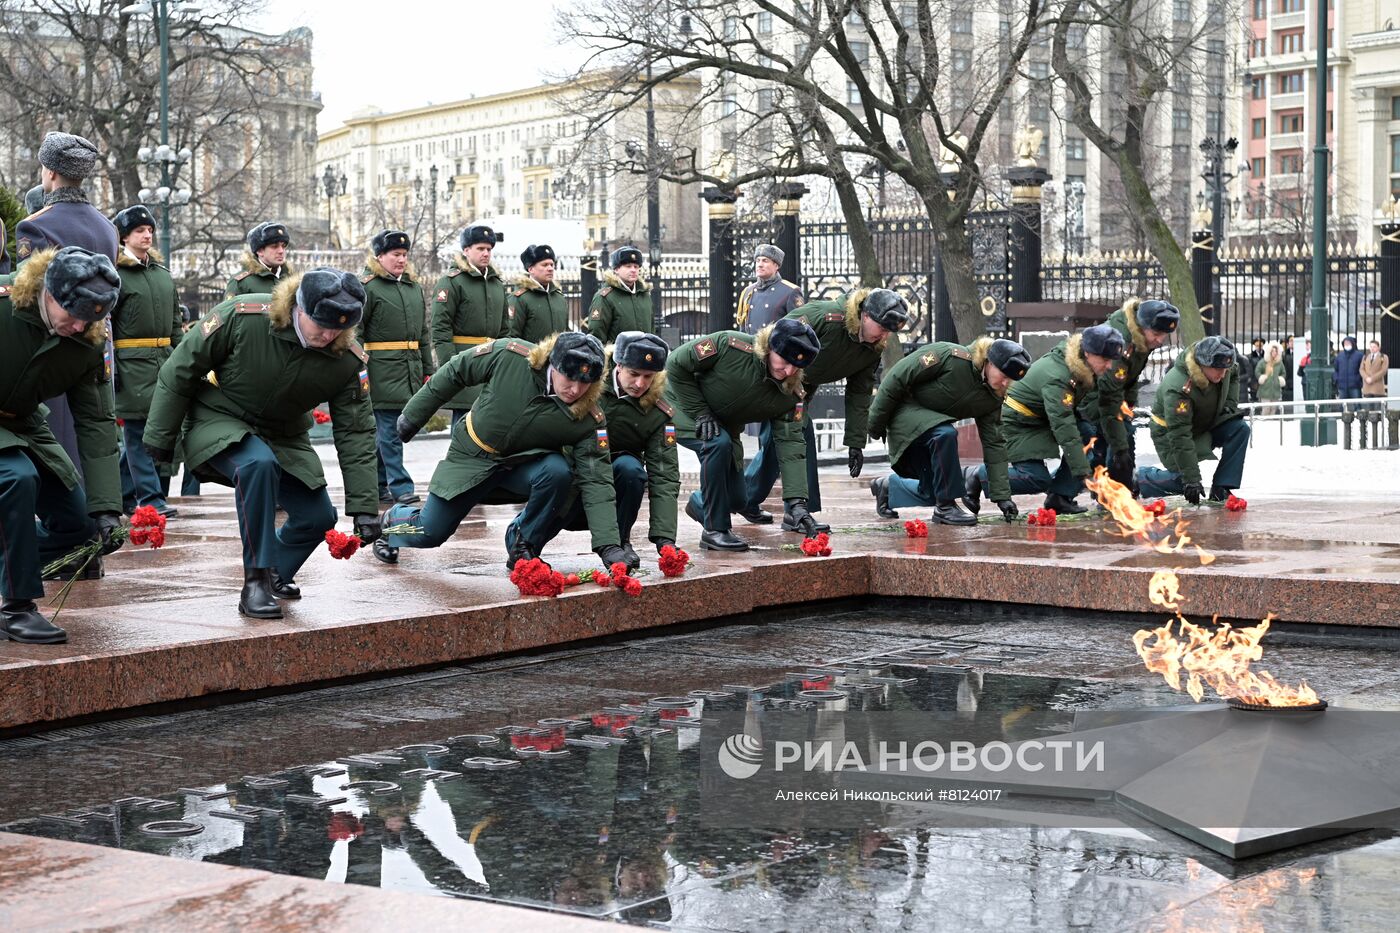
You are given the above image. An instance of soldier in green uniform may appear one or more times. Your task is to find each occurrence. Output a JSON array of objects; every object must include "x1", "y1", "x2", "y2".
[
  {"x1": 112, "y1": 205, "x2": 182, "y2": 519},
  {"x1": 359, "y1": 229, "x2": 431, "y2": 506},
  {"x1": 225, "y1": 221, "x2": 292, "y2": 299},
  {"x1": 1078, "y1": 297, "x2": 1180, "y2": 490},
  {"x1": 868, "y1": 337, "x2": 1031, "y2": 525},
  {"x1": 0, "y1": 247, "x2": 125, "y2": 644},
  {"x1": 741, "y1": 287, "x2": 910, "y2": 532},
  {"x1": 582, "y1": 246, "x2": 653, "y2": 343},
  {"x1": 1139, "y1": 336, "x2": 1250, "y2": 504},
  {"x1": 541, "y1": 331, "x2": 680, "y2": 570},
  {"x1": 508, "y1": 244, "x2": 569, "y2": 343},
  {"x1": 665, "y1": 318, "x2": 823, "y2": 551},
  {"x1": 965, "y1": 324, "x2": 1125, "y2": 515},
  {"x1": 144, "y1": 269, "x2": 380, "y2": 619},
  {"x1": 431, "y1": 224, "x2": 508, "y2": 427},
  {"x1": 377, "y1": 332, "x2": 628, "y2": 571}
]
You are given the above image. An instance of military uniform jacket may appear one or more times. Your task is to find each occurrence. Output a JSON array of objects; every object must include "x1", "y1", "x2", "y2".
[
  {"x1": 736, "y1": 275, "x2": 802, "y2": 332},
  {"x1": 662, "y1": 328, "x2": 808, "y2": 499},
  {"x1": 14, "y1": 190, "x2": 119, "y2": 263},
  {"x1": 867, "y1": 338, "x2": 1011, "y2": 502},
  {"x1": 786, "y1": 291, "x2": 884, "y2": 450},
  {"x1": 0, "y1": 250, "x2": 121, "y2": 513},
  {"x1": 598, "y1": 365, "x2": 680, "y2": 542},
  {"x1": 113, "y1": 248, "x2": 182, "y2": 419},
  {"x1": 144, "y1": 275, "x2": 378, "y2": 517},
  {"x1": 1149, "y1": 347, "x2": 1243, "y2": 486},
  {"x1": 1079, "y1": 306, "x2": 1149, "y2": 453},
  {"x1": 1002, "y1": 334, "x2": 1096, "y2": 476},
  {"x1": 358, "y1": 256, "x2": 432, "y2": 410},
  {"x1": 582, "y1": 270, "x2": 652, "y2": 344},
  {"x1": 400, "y1": 334, "x2": 620, "y2": 549},
  {"x1": 225, "y1": 251, "x2": 292, "y2": 299},
  {"x1": 508, "y1": 276, "x2": 570, "y2": 344},
  {"x1": 431, "y1": 256, "x2": 509, "y2": 411}
]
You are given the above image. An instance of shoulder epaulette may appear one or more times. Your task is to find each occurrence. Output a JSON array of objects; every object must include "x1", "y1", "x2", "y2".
[
  {"x1": 598, "y1": 286, "x2": 612, "y2": 297},
  {"x1": 513, "y1": 287, "x2": 527, "y2": 297},
  {"x1": 360, "y1": 274, "x2": 374, "y2": 284},
  {"x1": 590, "y1": 406, "x2": 605, "y2": 423},
  {"x1": 234, "y1": 271, "x2": 252, "y2": 281},
  {"x1": 824, "y1": 311, "x2": 844, "y2": 322},
  {"x1": 950, "y1": 347, "x2": 971, "y2": 361},
  {"x1": 656, "y1": 398, "x2": 674, "y2": 417},
  {"x1": 505, "y1": 340, "x2": 532, "y2": 357},
  {"x1": 782, "y1": 279, "x2": 800, "y2": 289},
  {"x1": 24, "y1": 205, "x2": 53, "y2": 220},
  {"x1": 235, "y1": 302, "x2": 270, "y2": 314},
  {"x1": 727, "y1": 336, "x2": 753, "y2": 353},
  {"x1": 348, "y1": 340, "x2": 369, "y2": 364},
  {"x1": 446, "y1": 268, "x2": 462, "y2": 278}
]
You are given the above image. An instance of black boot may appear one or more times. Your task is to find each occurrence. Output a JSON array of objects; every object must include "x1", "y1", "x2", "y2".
[
  {"x1": 699, "y1": 529, "x2": 749, "y2": 552},
  {"x1": 395, "y1": 491, "x2": 421, "y2": 505},
  {"x1": 1208, "y1": 485, "x2": 1232, "y2": 502},
  {"x1": 1044, "y1": 492, "x2": 1087, "y2": 515},
  {"x1": 2, "y1": 599, "x2": 67, "y2": 644},
  {"x1": 372, "y1": 538, "x2": 399, "y2": 564},
  {"x1": 269, "y1": 569, "x2": 301, "y2": 600},
  {"x1": 782, "y1": 508, "x2": 831, "y2": 534},
  {"x1": 870, "y1": 476, "x2": 898, "y2": 519},
  {"x1": 737, "y1": 505, "x2": 773, "y2": 525},
  {"x1": 504, "y1": 523, "x2": 537, "y2": 570},
  {"x1": 961, "y1": 466, "x2": 983, "y2": 515},
  {"x1": 42, "y1": 554, "x2": 103, "y2": 582},
  {"x1": 620, "y1": 541, "x2": 641, "y2": 572},
  {"x1": 685, "y1": 498, "x2": 706, "y2": 526},
  {"x1": 932, "y1": 500, "x2": 977, "y2": 526},
  {"x1": 238, "y1": 568, "x2": 282, "y2": 619}
]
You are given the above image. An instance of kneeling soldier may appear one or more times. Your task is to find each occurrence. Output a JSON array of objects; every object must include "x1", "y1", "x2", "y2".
[
  {"x1": 360, "y1": 229, "x2": 432, "y2": 506},
  {"x1": 0, "y1": 247, "x2": 126, "y2": 644},
  {"x1": 144, "y1": 269, "x2": 380, "y2": 619},
  {"x1": 583, "y1": 246, "x2": 653, "y2": 344},
  {"x1": 968, "y1": 324, "x2": 1125, "y2": 515},
  {"x1": 742, "y1": 287, "x2": 910, "y2": 532},
  {"x1": 868, "y1": 337, "x2": 1031, "y2": 525},
  {"x1": 226, "y1": 221, "x2": 292, "y2": 298},
  {"x1": 378, "y1": 332, "x2": 627, "y2": 571},
  {"x1": 665, "y1": 318, "x2": 822, "y2": 551},
  {"x1": 1139, "y1": 336, "x2": 1250, "y2": 504}
]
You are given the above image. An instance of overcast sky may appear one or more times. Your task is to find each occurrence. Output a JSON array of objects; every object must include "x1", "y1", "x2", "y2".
[{"x1": 249, "y1": 0, "x2": 590, "y2": 132}]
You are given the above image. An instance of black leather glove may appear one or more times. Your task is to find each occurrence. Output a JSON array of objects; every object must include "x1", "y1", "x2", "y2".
[
  {"x1": 693, "y1": 410, "x2": 721, "y2": 441},
  {"x1": 848, "y1": 447, "x2": 864, "y2": 478},
  {"x1": 95, "y1": 512, "x2": 125, "y2": 555},
  {"x1": 784, "y1": 498, "x2": 819, "y2": 536},
  {"x1": 996, "y1": 499, "x2": 1018, "y2": 522},
  {"x1": 595, "y1": 544, "x2": 631, "y2": 570},
  {"x1": 396, "y1": 414, "x2": 421, "y2": 444},
  {"x1": 1108, "y1": 449, "x2": 1136, "y2": 490},
  {"x1": 654, "y1": 538, "x2": 676, "y2": 554},
  {"x1": 145, "y1": 443, "x2": 174, "y2": 465},
  {"x1": 1183, "y1": 482, "x2": 1204, "y2": 506},
  {"x1": 353, "y1": 514, "x2": 382, "y2": 544}
]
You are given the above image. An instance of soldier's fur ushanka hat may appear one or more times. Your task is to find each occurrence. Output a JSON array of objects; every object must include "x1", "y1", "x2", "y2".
[
  {"x1": 614, "y1": 331, "x2": 669, "y2": 372},
  {"x1": 372, "y1": 229, "x2": 411, "y2": 255},
  {"x1": 550, "y1": 332, "x2": 605, "y2": 383},
  {"x1": 769, "y1": 318, "x2": 820, "y2": 368},
  {"x1": 45, "y1": 246, "x2": 121, "y2": 322},
  {"x1": 296, "y1": 268, "x2": 365, "y2": 330}
]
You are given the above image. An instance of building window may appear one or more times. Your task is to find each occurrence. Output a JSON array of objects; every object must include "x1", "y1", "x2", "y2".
[
  {"x1": 1066, "y1": 137, "x2": 1086, "y2": 160},
  {"x1": 1392, "y1": 96, "x2": 1400, "y2": 120},
  {"x1": 1276, "y1": 150, "x2": 1303, "y2": 174},
  {"x1": 721, "y1": 97, "x2": 736, "y2": 117},
  {"x1": 1174, "y1": 109, "x2": 1192, "y2": 131},
  {"x1": 1277, "y1": 29, "x2": 1304, "y2": 54},
  {"x1": 1250, "y1": 157, "x2": 1266, "y2": 177},
  {"x1": 757, "y1": 88, "x2": 776, "y2": 113},
  {"x1": 951, "y1": 10, "x2": 973, "y2": 33},
  {"x1": 849, "y1": 40, "x2": 869, "y2": 64},
  {"x1": 1249, "y1": 37, "x2": 1266, "y2": 58},
  {"x1": 1252, "y1": 117, "x2": 1267, "y2": 137},
  {"x1": 1067, "y1": 24, "x2": 1086, "y2": 48},
  {"x1": 1392, "y1": 136, "x2": 1400, "y2": 196},
  {"x1": 1252, "y1": 0, "x2": 1266, "y2": 18},
  {"x1": 1278, "y1": 110, "x2": 1303, "y2": 133},
  {"x1": 1277, "y1": 71, "x2": 1303, "y2": 94},
  {"x1": 952, "y1": 49, "x2": 971, "y2": 72},
  {"x1": 1251, "y1": 76, "x2": 1266, "y2": 99},
  {"x1": 1278, "y1": 0, "x2": 1302, "y2": 11},
  {"x1": 1174, "y1": 0, "x2": 1191, "y2": 23},
  {"x1": 757, "y1": 11, "x2": 772, "y2": 34},
  {"x1": 723, "y1": 15, "x2": 737, "y2": 40},
  {"x1": 1030, "y1": 101, "x2": 1050, "y2": 124},
  {"x1": 1028, "y1": 60, "x2": 1050, "y2": 80}
]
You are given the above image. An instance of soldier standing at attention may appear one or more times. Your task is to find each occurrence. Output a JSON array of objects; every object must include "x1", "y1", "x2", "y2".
[
  {"x1": 509, "y1": 244, "x2": 569, "y2": 343},
  {"x1": 735, "y1": 244, "x2": 802, "y2": 334},
  {"x1": 144, "y1": 269, "x2": 380, "y2": 620},
  {"x1": 226, "y1": 222, "x2": 292, "y2": 299},
  {"x1": 360, "y1": 229, "x2": 431, "y2": 506},
  {"x1": 112, "y1": 205, "x2": 181, "y2": 519},
  {"x1": 582, "y1": 246, "x2": 653, "y2": 343},
  {"x1": 431, "y1": 224, "x2": 509, "y2": 428},
  {"x1": 15, "y1": 132, "x2": 118, "y2": 263}
]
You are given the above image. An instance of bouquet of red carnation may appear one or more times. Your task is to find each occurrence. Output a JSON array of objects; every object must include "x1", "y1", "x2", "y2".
[
  {"x1": 658, "y1": 544, "x2": 691, "y2": 577},
  {"x1": 510, "y1": 557, "x2": 566, "y2": 597},
  {"x1": 128, "y1": 505, "x2": 167, "y2": 548},
  {"x1": 41, "y1": 507, "x2": 170, "y2": 621},
  {"x1": 312, "y1": 409, "x2": 331, "y2": 424},
  {"x1": 1027, "y1": 508, "x2": 1057, "y2": 526},
  {"x1": 904, "y1": 520, "x2": 928, "y2": 538},
  {"x1": 610, "y1": 562, "x2": 644, "y2": 597},
  {"x1": 324, "y1": 529, "x2": 360, "y2": 559},
  {"x1": 1146, "y1": 499, "x2": 1167, "y2": 517},
  {"x1": 799, "y1": 532, "x2": 833, "y2": 557},
  {"x1": 1225, "y1": 493, "x2": 1248, "y2": 512}
]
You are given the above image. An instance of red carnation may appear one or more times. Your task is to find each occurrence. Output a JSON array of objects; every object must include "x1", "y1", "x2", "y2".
[
  {"x1": 799, "y1": 532, "x2": 833, "y2": 557},
  {"x1": 564, "y1": 572, "x2": 582, "y2": 586},
  {"x1": 324, "y1": 529, "x2": 361, "y2": 559},
  {"x1": 1027, "y1": 508, "x2": 1058, "y2": 527},
  {"x1": 1146, "y1": 499, "x2": 1167, "y2": 517},
  {"x1": 620, "y1": 576, "x2": 643, "y2": 597},
  {"x1": 509, "y1": 557, "x2": 565, "y2": 597},
  {"x1": 1225, "y1": 493, "x2": 1248, "y2": 512},
  {"x1": 904, "y1": 520, "x2": 928, "y2": 538},
  {"x1": 128, "y1": 505, "x2": 167, "y2": 549},
  {"x1": 312, "y1": 409, "x2": 331, "y2": 424},
  {"x1": 658, "y1": 544, "x2": 690, "y2": 577},
  {"x1": 595, "y1": 572, "x2": 612, "y2": 588}
]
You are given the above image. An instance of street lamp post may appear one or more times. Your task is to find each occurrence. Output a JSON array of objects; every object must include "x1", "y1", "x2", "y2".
[
  {"x1": 429, "y1": 164, "x2": 439, "y2": 273},
  {"x1": 1305, "y1": 0, "x2": 1334, "y2": 405},
  {"x1": 322, "y1": 164, "x2": 346, "y2": 248},
  {"x1": 1199, "y1": 134, "x2": 1238, "y2": 337}
]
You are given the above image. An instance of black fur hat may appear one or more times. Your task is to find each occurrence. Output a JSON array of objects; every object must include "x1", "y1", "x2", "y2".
[
  {"x1": 114, "y1": 205, "x2": 157, "y2": 241},
  {"x1": 521, "y1": 244, "x2": 556, "y2": 269},
  {"x1": 610, "y1": 246, "x2": 643, "y2": 268},
  {"x1": 613, "y1": 331, "x2": 669, "y2": 372},
  {"x1": 296, "y1": 268, "x2": 366, "y2": 330},
  {"x1": 461, "y1": 224, "x2": 497, "y2": 248},
  {"x1": 1135, "y1": 299, "x2": 1180, "y2": 334},
  {"x1": 1081, "y1": 323, "x2": 1127, "y2": 359},
  {"x1": 988, "y1": 338, "x2": 1032, "y2": 380},
  {"x1": 550, "y1": 331, "x2": 605, "y2": 383},
  {"x1": 372, "y1": 229, "x2": 411, "y2": 255},
  {"x1": 44, "y1": 246, "x2": 121, "y2": 322},
  {"x1": 860, "y1": 288, "x2": 911, "y2": 332},
  {"x1": 248, "y1": 221, "x2": 290, "y2": 254},
  {"x1": 769, "y1": 318, "x2": 821, "y2": 368},
  {"x1": 1192, "y1": 336, "x2": 1237, "y2": 369}
]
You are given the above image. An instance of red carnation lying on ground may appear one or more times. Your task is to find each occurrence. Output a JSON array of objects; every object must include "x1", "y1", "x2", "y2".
[
  {"x1": 128, "y1": 505, "x2": 167, "y2": 548},
  {"x1": 658, "y1": 544, "x2": 691, "y2": 577},
  {"x1": 610, "y1": 561, "x2": 644, "y2": 597},
  {"x1": 1027, "y1": 508, "x2": 1057, "y2": 526},
  {"x1": 510, "y1": 557, "x2": 566, "y2": 597},
  {"x1": 904, "y1": 520, "x2": 928, "y2": 538},
  {"x1": 1225, "y1": 493, "x2": 1248, "y2": 512},
  {"x1": 800, "y1": 532, "x2": 832, "y2": 557},
  {"x1": 1146, "y1": 499, "x2": 1167, "y2": 517},
  {"x1": 312, "y1": 409, "x2": 331, "y2": 424},
  {"x1": 324, "y1": 529, "x2": 361, "y2": 559}
]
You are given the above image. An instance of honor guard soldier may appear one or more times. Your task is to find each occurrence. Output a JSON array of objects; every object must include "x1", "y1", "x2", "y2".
[
  {"x1": 15, "y1": 132, "x2": 119, "y2": 263},
  {"x1": 144, "y1": 269, "x2": 381, "y2": 620},
  {"x1": 1139, "y1": 337, "x2": 1250, "y2": 505},
  {"x1": 112, "y1": 205, "x2": 181, "y2": 519},
  {"x1": 0, "y1": 247, "x2": 125, "y2": 644},
  {"x1": 582, "y1": 246, "x2": 653, "y2": 343},
  {"x1": 360, "y1": 229, "x2": 431, "y2": 506},
  {"x1": 432, "y1": 224, "x2": 509, "y2": 427},
  {"x1": 509, "y1": 244, "x2": 569, "y2": 343},
  {"x1": 735, "y1": 244, "x2": 802, "y2": 333},
  {"x1": 540, "y1": 332, "x2": 680, "y2": 570},
  {"x1": 966, "y1": 324, "x2": 1125, "y2": 515},
  {"x1": 1079, "y1": 297, "x2": 1180, "y2": 490},
  {"x1": 227, "y1": 222, "x2": 292, "y2": 298},
  {"x1": 665, "y1": 318, "x2": 823, "y2": 551},
  {"x1": 378, "y1": 332, "x2": 627, "y2": 571},
  {"x1": 741, "y1": 287, "x2": 910, "y2": 532},
  {"x1": 868, "y1": 337, "x2": 1031, "y2": 526}
]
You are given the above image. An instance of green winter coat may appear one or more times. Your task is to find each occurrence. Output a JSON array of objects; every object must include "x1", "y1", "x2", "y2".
[
  {"x1": 145, "y1": 274, "x2": 379, "y2": 517},
  {"x1": 597, "y1": 363, "x2": 680, "y2": 543},
  {"x1": 358, "y1": 255, "x2": 433, "y2": 410},
  {"x1": 582, "y1": 270, "x2": 652, "y2": 344},
  {"x1": 401, "y1": 334, "x2": 620, "y2": 550},
  {"x1": 1002, "y1": 333, "x2": 1097, "y2": 476},
  {"x1": 1079, "y1": 303, "x2": 1150, "y2": 453},
  {"x1": 1149, "y1": 345, "x2": 1243, "y2": 486},
  {"x1": 113, "y1": 247, "x2": 181, "y2": 419},
  {"x1": 430, "y1": 254, "x2": 509, "y2": 411},
  {"x1": 0, "y1": 250, "x2": 121, "y2": 514},
  {"x1": 662, "y1": 326, "x2": 808, "y2": 499},
  {"x1": 867, "y1": 337, "x2": 1011, "y2": 502},
  {"x1": 225, "y1": 250, "x2": 293, "y2": 299},
  {"x1": 507, "y1": 275, "x2": 569, "y2": 344},
  {"x1": 786, "y1": 290, "x2": 885, "y2": 449}
]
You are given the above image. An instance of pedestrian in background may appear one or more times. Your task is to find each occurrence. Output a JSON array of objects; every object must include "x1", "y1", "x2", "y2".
[
  {"x1": 1254, "y1": 342, "x2": 1284, "y2": 416},
  {"x1": 1361, "y1": 339, "x2": 1389, "y2": 409},
  {"x1": 1333, "y1": 336, "x2": 1363, "y2": 401}
]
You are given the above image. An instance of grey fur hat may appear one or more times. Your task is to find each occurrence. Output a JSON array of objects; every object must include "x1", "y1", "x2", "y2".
[
  {"x1": 755, "y1": 243, "x2": 785, "y2": 266},
  {"x1": 44, "y1": 246, "x2": 121, "y2": 322},
  {"x1": 38, "y1": 131, "x2": 99, "y2": 180},
  {"x1": 1192, "y1": 336, "x2": 1237, "y2": 369},
  {"x1": 24, "y1": 185, "x2": 45, "y2": 215},
  {"x1": 1081, "y1": 323, "x2": 1127, "y2": 359},
  {"x1": 296, "y1": 268, "x2": 366, "y2": 330}
]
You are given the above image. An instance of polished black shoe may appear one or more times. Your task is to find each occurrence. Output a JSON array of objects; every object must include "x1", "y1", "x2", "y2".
[
  {"x1": 238, "y1": 568, "x2": 283, "y2": 619},
  {"x1": 737, "y1": 506, "x2": 773, "y2": 525},
  {"x1": 378, "y1": 487, "x2": 394, "y2": 503},
  {"x1": 620, "y1": 541, "x2": 641, "y2": 572},
  {"x1": 932, "y1": 500, "x2": 977, "y2": 526},
  {"x1": 504, "y1": 523, "x2": 537, "y2": 570},
  {"x1": 372, "y1": 538, "x2": 399, "y2": 565},
  {"x1": 1044, "y1": 493, "x2": 1087, "y2": 515},
  {"x1": 395, "y1": 491, "x2": 422, "y2": 505},
  {"x1": 269, "y1": 569, "x2": 301, "y2": 600},
  {"x1": 155, "y1": 502, "x2": 179, "y2": 519},
  {"x1": 1, "y1": 599, "x2": 67, "y2": 644},
  {"x1": 685, "y1": 498, "x2": 705, "y2": 526},
  {"x1": 961, "y1": 466, "x2": 983, "y2": 515},
  {"x1": 42, "y1": 554, "x2": 103, "y2": 582},
  {"x1": 782, "y1": 512, "x2": 832, "y2": 534},
  {"x1": 699, "y1": 529, "x2": 750, "y2": 552},
  {"x1": 870, "y1": 476, "x2": 898, "y2": 519},
  {"x1": 1208, "y1": 485, "x2": 1232, "y2": 502}
]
